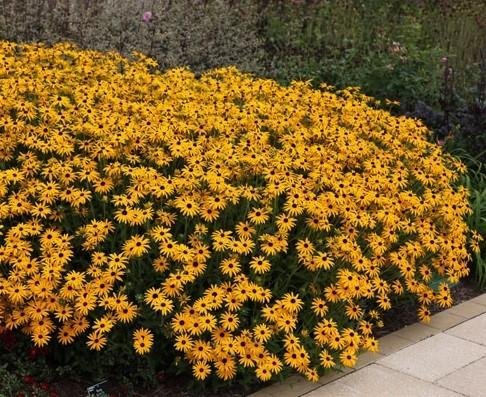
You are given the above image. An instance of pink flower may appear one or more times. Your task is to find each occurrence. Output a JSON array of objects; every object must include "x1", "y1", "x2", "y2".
[{"x1": 142, "y1": 11, "x2": 152, "y2": 22}]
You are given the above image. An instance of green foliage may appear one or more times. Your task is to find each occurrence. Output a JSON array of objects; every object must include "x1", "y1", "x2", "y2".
[
  {"x1": 261, "y1": 0, "x2": 485, "y2": 110},
  {"x1": 0, "y1": 364, "x2": 24, "y2": 397},
  {"x1": 0, "y1": 338, "x2": 53, "y2": 397},
  {"x1": 450, "y1": 147, "x2": 486, "y2": 289}
]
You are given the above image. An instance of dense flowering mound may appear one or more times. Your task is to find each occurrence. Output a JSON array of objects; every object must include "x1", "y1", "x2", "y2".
[{"x1": 0, "y1": 41, "x2": 479, "y2": 383}]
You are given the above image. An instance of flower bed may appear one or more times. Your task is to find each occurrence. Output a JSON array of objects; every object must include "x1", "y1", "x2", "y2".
[{"x1": 0, "y1": 41, "x2": 480, "y2": 386}]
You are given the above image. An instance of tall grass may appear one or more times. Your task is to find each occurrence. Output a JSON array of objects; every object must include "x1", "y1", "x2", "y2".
[
  {"x1": 421, "y1": 1, "x2": 486, "y2": 104},
  {"x1": 452, "y1": 148, "x2": 486, "y2": 289}
]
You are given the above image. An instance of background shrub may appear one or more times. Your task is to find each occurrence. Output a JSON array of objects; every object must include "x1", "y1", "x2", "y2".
[
  {"x1": 261, "y1": 0, "x2": 486, "y2": 110},
  {"x1": 0, "y1": 0, "x2": 265, "y2": 74}
]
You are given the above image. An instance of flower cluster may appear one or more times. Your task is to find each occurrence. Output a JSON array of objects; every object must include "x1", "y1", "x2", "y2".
[{"x1": 0, "y1": 41, "x2": 477, "y2": 383}]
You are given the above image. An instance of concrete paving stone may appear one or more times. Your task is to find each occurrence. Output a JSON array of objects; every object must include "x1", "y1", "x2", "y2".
[
  {"x1": 427, "y1": 311, "x2": 465, "y2": 331},
  {"x1": 446, "y1": 301, "x2": 486, "y2": 318},
  {"x1": 354, "y1": 351, "x2": 384, "y2": 369},
  {"x1": 317, "y1": 368, "x2": 354, "y2": 385},
  {"x1": 437, "y1": 356, "x2": 486, "y2": 397},
  {"x1": 304, "y1": 364, "x2": 461, "y2": 397},
  {"x1": 446, "y1": 313, "x2": 486, "y2": 346},
  {"x1": 263, "y1": 378, "x2": 322, "y2": 397},
  {"x1": 469, "y1": 293, "x2": 486, "y2": 307},
  {"x1": 248, "y1": 391, "x2": 274, "y2": 397},
  {"x1": 393, "y1": 322, "x2": 439, "y2": 342},
  {"x1": 281, "y1": 375, "x2": 305, "y2": 385},
  {"x1": 267, "y1": 367, "x2": 354, "y2": 397},
  {"x1": 250, "y1": 369, "x2": 355, "y2": 397},
  {"x1": 378, "y1": 332, "x2": 486, "y2": 382},
  {"x1": 248, "y1": 375, "x2": 305, "y2": 397},
  {"x1": 377, "y1": 332, "x2": 414, "y2": 355}
]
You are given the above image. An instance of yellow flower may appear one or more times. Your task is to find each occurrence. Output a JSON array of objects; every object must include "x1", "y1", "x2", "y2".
[
  {"x1": 133, "y1": 328, "x2": 154, "y2": 354},
  {"x1": 255, "y1": 364, "x2": 272, "y2": 381},
  {"x1": 319, "y1": 349, "x2": 336, "y2": 368},
  {"x1": 220, "y1": 257, "x2": 241, "y2": 277},
  {"x1": 116, "y1": 302, "x2": 138, "y2": 323},
  {"x1": 311, "y1": 298, "x2": 328, "y2": 317},
  {"x1": 57, "y1": 326, "x2": 76, "y2": 345},
  {"x1": 54, "y1": 305, "x2": 73, "y2": 322},
  {"x1": 173, "y1": 196, "x2": 200, "y2": 217},
  {"x1": 144, "y1": 287, "x2": 164, "y2": 307},
  {"x1": 364, "y1": 337, "x2": 379, "y2": 352},
  {"x1": 281, "y1": 292, "x2": 303, "y2": 314},
  {"x1": 191, "y1": 340, "x2": 213, "y2": 361},
  {"x1": 345, "y1": 303, "x2": 363, "y2": 320},
  {"x1": 92, "y1": 316, "x2": 115, "y2": 334},
  {"x1": 122, "y1": 234, "x2": 150, "y2": 258},
  {"x1": 193, "y1": 361, "x2": 211, "y2": 380},
  {"x1": 296, "y1": 238, "x2": 314, "y2": 259},
  {"x1": 305, "y1": 368, "x2": 319, "y2": 382},
  {"x1": 377, "y1": 294, "x2": 392, "y2": 310},
  {"x1": 220, "y1": 312, "x2": 239, "y2": 331},
  {"x1": 174, "y1": 333, "x2": 193, "y2": 352},
  {"x1": 87, "y1": 331, "x2": 107, "y2": 351},
  {"x1": 235, "y1": 222, "x2": 255, "y2": 239},
  {"x1": 247, "y1": 207, "x2": 270, "y2": 225},
  {"x1": 340, "y1": 348, "x2": 357, "y2": 367},
  {"x1": 417, "y1": 305, "x2": 432, "y2": 323},
  {"x1": 249, "y1": 256, "x2": 271, "y2": 274},
  {"x1": 253, "y1": 324, "x2": 273, "y2": 343},
  {"x1": 275, "y1": 213, "x2": 296, "y2": 233}
]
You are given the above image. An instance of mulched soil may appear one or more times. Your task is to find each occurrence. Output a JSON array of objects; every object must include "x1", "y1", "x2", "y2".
[
  {"x1": 375, "y1": 276, "x2": 482, "y2": 337},
  {"x1": 51, "y1": 278, "x2": 483, "y2": 397}
]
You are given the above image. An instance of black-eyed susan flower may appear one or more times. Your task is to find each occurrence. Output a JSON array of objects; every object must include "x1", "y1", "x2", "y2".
[
  {"x1": 87, "y1": 331, "x2": 107, "y2": 351},
  {"x1": 249, "y1": 256, "x2": 271, "y2": 274},
  {"x1": 122, "y1": 234, "x2": 150, "y2": 258},
  {"x1": 248, "y1": 207, "x2": 270, "y2": 225},
  {"x1": 193, "y1": 361, "x2": 211, "y2": 380},
  {"x1": 133, "y1": 327, "x2": 154, "y2": 354},
  {"x1": 253, "y1": 324, "x2": 272, "y2": 343},
  {"x1": 340, "y1": 348, "x2": 357, "y2": 367}
]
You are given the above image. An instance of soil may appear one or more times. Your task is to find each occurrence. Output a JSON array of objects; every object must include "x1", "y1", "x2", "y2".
[
  {"x1": 375, "y1": 276, "x2": 482, "y2": 337},
  {"x1": 51, "y1": 278, "x2": 483, "y2": 397}
]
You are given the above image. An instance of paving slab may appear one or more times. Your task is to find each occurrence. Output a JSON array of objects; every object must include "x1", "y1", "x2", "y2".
[
  {"x1": 304, "y1": 364, "x2": 461, "y2": 397},
  {"x1": 469, "y1": 294, "x2": 486, "y2": 306},
  {"x1": 376, "y1": 332, "x2": 413, "y2": 355},
  {"x1": 354, "y1": 351, "x2": 384, "y2": 369},
  {"x1": 316, "y1": 368, "x2": 354, "y2": 385},
  {"x1": 248, "y1": 374, "x2": 332, "y2": 397},
  {"x1": 263, "y1": 378, "x2": 321, "y2": 397},
  {"x1": 437, "y1": 356, "x2": 486, "y2": 397},
  {"x1": 378, "y1": 332, "x2": 486, "y2": 382},
  {"x1": 392, "y1": 322, "x2": 439, "y2": 342},
  {"x1": 427, "y1": 311, "x2": 465, "y2": 331},
  {"x1": 446, "y1": 313, "x2": 486, "y2": 346},
  {"x1": 247, "y1": 385, "x2": 285, "y2": 397},
  {"x1": 445, "y1": 301, "x2": 486, "y2": 318}
]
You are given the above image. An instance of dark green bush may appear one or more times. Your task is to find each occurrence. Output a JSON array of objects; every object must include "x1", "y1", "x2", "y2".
[{"x1": 261, "y1": 0, "x2": 486, "y2": 110}]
